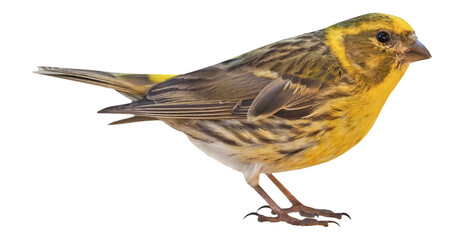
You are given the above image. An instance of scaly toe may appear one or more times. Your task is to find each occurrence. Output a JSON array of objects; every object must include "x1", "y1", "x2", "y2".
[
  {"x1": 244, "y1": 211, "x2": 340, "y2": 227},
  {"x1": 315, "y1": 209, "x2": 350, "y2": 220},
  {"x1": 298, "y1": 206, "x2": 350, "y2": 220},
  {"x1": 299, "y1": 209, "x2": 319, "y2": 218},
  {"x1": 294, "y1": 217, "x2": 340, "y2": 227}
]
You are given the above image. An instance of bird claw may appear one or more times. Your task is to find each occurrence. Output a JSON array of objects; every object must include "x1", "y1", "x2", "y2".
[
  {"x1": 243, "y1": 212, "x2": 260, "y2": 219},
  {"x1": 256, "y1": 205, "x2": 272, "y2": 213},
  {"x1": 255, "y1": 204, "x2": 351, "y2": 220},
  {"x1": 244, "y1": 211, "x2": 340, "y2": 227},
  {"x1": 326, "y1": 220, "x2": 340, "y2": 227},
  {"x1": 292, "y1": 204, "x2": 350, "y2": 220},
  {"x1": 305, "y1": 208, "x2": 351, "y2": 220},
  {"x1": 340, "y1": 212, "x2": 351, "y2": 220}
]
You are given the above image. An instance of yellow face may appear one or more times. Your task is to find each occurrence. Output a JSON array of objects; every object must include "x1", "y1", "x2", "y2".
[{"x1": 325, "y1": 13, "x2": 431, "y2": 84}]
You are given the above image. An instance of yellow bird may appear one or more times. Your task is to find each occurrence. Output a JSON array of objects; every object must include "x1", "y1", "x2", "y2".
[{"x1": 36, "y1": 13, "x2": 431, "y2": 226}]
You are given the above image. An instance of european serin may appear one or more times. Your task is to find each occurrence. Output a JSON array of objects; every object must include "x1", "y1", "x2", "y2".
[{"x1": 36, "y1": 13, "x2": 431, "y2": 226}]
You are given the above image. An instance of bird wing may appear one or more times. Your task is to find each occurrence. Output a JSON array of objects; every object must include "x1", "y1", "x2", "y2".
[{"x1": 100, "y1": 30, "x2": 343, "y2": 120}]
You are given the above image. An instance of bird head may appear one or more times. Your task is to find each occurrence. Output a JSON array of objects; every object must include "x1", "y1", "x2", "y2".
[{"x1": 325, "y1": 13, "x2": 431, "y2": 84}]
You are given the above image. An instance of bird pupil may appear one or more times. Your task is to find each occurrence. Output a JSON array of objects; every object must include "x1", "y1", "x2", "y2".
[{"x1": 377, "y1": 32, "x2": 390, "y2": 43}]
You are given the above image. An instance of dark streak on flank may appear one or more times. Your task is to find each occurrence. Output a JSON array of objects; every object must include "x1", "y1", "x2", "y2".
[
  {"x1": 196, "y1": 124, "x2": 239, "y2": 146},
  {"x1": 275, "y1": 123, "x2": 295, "y2": 130},
  {"x1": 227, "y1": 129, "x2": 255, "y2": 144},
  {"x1": 299, "y1": 121, "x2": 312, "y2": 127},
  {"x1": 307, "y1": 125, "x2": 334, "y2": 138},
  {"x1": 323, "y1": 91, "x2": 351, "y2": 99},
  {"x1": 310, "y1": 112, "x2": 341, "y2": 121},
  {"x1": 241, "y1": 123, "x2": 260, "y2": 131},
  {"x1": 250, "y1": 131, "x2": 277, "y2": 144},
  {"x1": 307, "y1": 129, "x2": 322, "y2": 137},
  {"x1": 279, "y1": 147, "x2": 307, "y2": 157}
]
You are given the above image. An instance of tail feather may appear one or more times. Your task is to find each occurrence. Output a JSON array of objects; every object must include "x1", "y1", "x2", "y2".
[
  {"x1": 35, "y1": 66, "x2": 179, "y2": 124},
  {"x1": 108, "y1": 116, "x2": 157, "y2": 125},
  {"x1": 35, "y1": 67, "x2": 176, "y2": 100}
]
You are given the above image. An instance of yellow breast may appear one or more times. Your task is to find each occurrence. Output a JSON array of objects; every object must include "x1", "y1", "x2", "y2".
[{"x1": 292, "y1": 64, "x2": 409, "y2": 170}]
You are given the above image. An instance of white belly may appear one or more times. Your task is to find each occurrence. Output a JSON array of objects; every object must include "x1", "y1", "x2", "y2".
[
  {"x1": 188, "y1": 136, "x2": 249, "y2": 172},
  {"x1": 188, "y1": 136, "x2": 264, "y2": 186}
]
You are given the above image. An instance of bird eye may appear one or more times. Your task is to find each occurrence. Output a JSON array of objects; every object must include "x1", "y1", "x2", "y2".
[{"x1": 376, "y1": 32, "x2": 390, "y2": 43}]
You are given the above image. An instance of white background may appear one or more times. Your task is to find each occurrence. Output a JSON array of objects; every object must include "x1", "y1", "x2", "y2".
[{"x1": 1, "y1": 0, "x2": 461, "y2": 239}]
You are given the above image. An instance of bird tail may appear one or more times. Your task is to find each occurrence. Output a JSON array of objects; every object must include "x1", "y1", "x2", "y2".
[
  {"x1": 35, "y1": 66, "x2": 178, "y2": 100},
  {"x1": 35, "y1": 66, "x2": 178, "y2": 124}
]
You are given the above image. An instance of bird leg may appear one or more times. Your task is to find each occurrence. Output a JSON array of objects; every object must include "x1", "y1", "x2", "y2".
[
  {"x1": 245, "y1": 184, "x2": 339, "y2": 226},
  {"x1": 262, "y1": 173, "x2": 350, "y2": 220}
]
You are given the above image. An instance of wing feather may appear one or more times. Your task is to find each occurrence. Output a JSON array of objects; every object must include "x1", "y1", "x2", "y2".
[{"x1": 99, "y1": 30, "x2": 343, "y2": 120}]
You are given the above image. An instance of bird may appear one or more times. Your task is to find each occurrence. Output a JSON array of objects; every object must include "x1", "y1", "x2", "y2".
[{"x1": 35, "y1": 13, "x2": 431, "y2": 227}]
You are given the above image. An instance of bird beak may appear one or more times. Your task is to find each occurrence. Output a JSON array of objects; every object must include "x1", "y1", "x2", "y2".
[{"x1": 402, "y1": 40, "x2": 432, "y2": 63}]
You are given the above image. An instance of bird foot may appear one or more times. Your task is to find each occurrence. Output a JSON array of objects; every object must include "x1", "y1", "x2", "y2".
[
  {"x1": 244, "y1": 211, "x2": 339, "y2": 227},
  {"x1": 257, "y1": 203, "x2": 350, "y2": 220}
]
